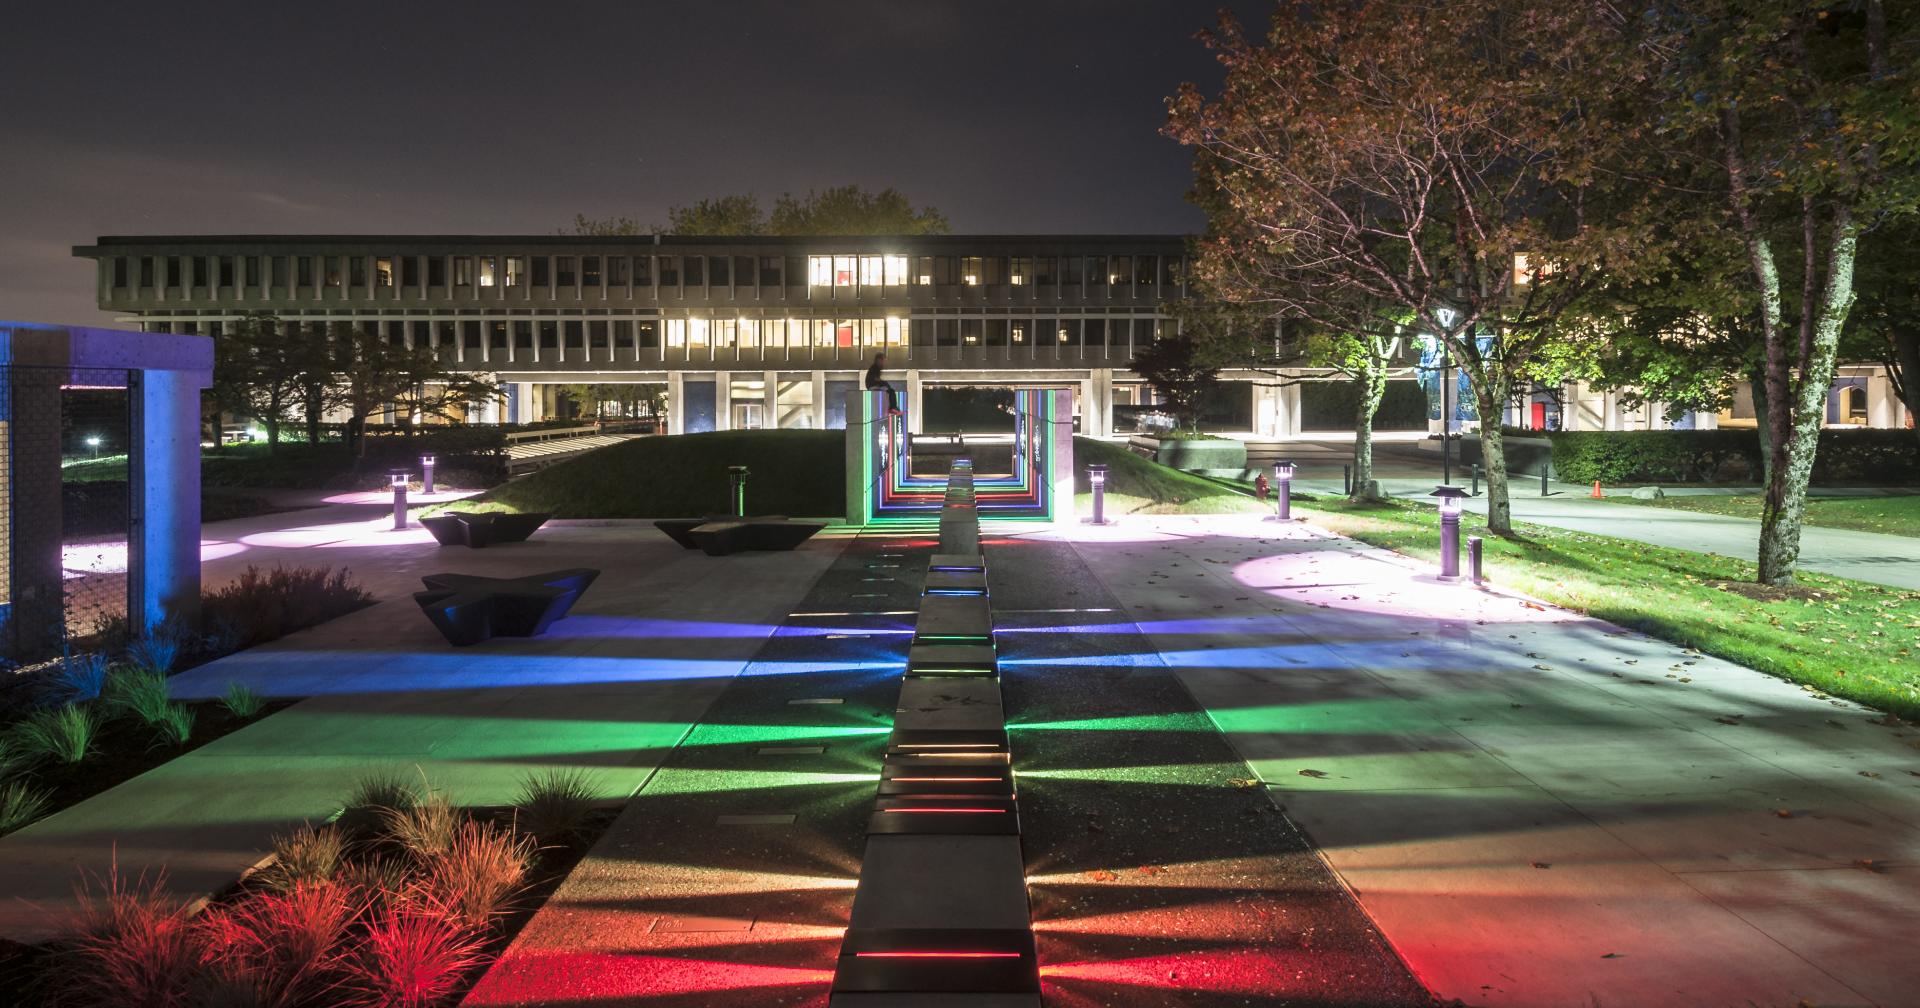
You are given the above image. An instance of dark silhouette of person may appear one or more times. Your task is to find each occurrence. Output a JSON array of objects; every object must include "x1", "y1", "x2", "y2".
[{"x1": 865, "y1": 352, "x2": 902, "y2": 416}]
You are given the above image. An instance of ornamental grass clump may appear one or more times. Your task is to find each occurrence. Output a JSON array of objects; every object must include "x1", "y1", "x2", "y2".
[
  {"x1": 511, "y1": 767, "x2": 602, "y2": 844},
  {"x1": 61, "y1": 869, "x2": 203, "y2": 1008},
  {"x1": 50, "y1": 652, "x2": 110, "y2": 705},
  {"x1": 194, "y1": 882, "x2": 358, "y2": 1006},
  {"x1": 13, "y1": 704, "x2": 98, "y2": 765},
  {"x1": 346, "y1": 911, "x2": 486, "y2": 1008},
  {"x1": 125, "y1": 629, "x2": 185, "y2": 676},
  {"x1": 152, "y1": 701, "x2": 195, "y2": 747},
  {"x1": 221, "y1": 681, "x2": 265, "y2": 719},
  {"x1": 380, "y1": 792, "x2": 460, "y2": 862},
  {"x1": 263, "y1": 824, "x2": 347, "y2": 892},
  {"x1": 413, "y1": 821, "x2": 534, "y2": 930},
  {"x1": 104, "y1": 666, "x2": 174, "y2": 726},
  {"x1": 0, "y1": 780, "x2": 52, "y2": 836}
]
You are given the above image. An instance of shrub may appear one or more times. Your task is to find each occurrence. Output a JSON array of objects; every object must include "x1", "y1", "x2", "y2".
[
  {"x1": 49, "y1": 652, "x2": 110, "y2": 705},
  {"x1": 221, "y1": 682, "x2": 265, "y2": 720},
  {"x1": 1544, "y1": 428, "x2": 1920, "y2": 485},
  {"x1": 413, "y1": 821, "x2": 533, "y2": 930},
  {"x1": 61, "y1": 868, "x2": 202, "y2": 1008},
  {"x1": 0, "y1": 781, "x2": 52, "y2": 836},
  {"x1": 152, "y1": 702, "x2": 195, "y2": 747},
  {"x1": 202, "y1": 567, "x2": 374, "y2": 650},
  {"x1": 512, "y1": 768, "x2": 602, "y2": 844},
  {"x1": 380, "y1": 792, "x2": 461, "y2": 862},
  {"x1": 196, "y1": 883, "x2": 357, "y2": 1006},
  {"x1": 104, "y1": 666, "x2": 174, "y2": 726},
  {"x1": 347, "y1": 911, "x2": 485, "y2": 1008},
  {"x1": 263, "y1": 824, "x2": 347, "y2": 891},
  {"x1": 14, "y1": 705, "x2": 98, "y2": 764}
]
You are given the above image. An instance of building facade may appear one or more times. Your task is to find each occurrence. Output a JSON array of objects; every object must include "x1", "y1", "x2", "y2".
[
  {"x1": 72, "y1": 234, "x2": 1910, "y2": 438},
  {"x1": 73, "y1": 234, "x2": 1197, "y2": 436}
]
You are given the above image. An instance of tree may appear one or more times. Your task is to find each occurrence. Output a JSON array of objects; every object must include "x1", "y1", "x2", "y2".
[
  {"x1": 573, "y1": 185, "x2": 949, "y2": 238},
  {"x1": 218, "y1": 312, "x2": 331, "y2": 455},
  {"x1": 1130, "y1": 331, "x2": 1220, "y2": 432},
  {"x1": 1647, "y1": 0, "x2": 1919, "y2": 584},
  {"x1": 326, "y1": 325, "x2": 501, "y2": 457},
  {"x1": 1166, "y1": 3, "x2": 1647, "y2": 534},
  {"x1": 1845, "y1": 217, "x2": 1920, "y2": 435}
]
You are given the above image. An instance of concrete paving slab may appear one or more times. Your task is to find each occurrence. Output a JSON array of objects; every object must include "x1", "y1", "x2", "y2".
[{"x1": 848, "y1": 836, "x2": 1030, "y2": 929}]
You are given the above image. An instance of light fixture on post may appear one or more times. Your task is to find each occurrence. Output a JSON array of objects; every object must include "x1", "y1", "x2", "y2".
[
  {"x1": 1430, "y1": 484, "x2": 1468, "y2": 581},
  {"x1": 85, "y1": 435, "x2": 101, "y2": 459},
  {"x1": 1085, "y1": 463, "x2": 1113, "y2": 525},
  {"x1": 727, "y1": 465, "x2": 749, "y2": 518},
  {"x1": 1268, "y1": 460, "x2": 1299, "y2": 522},
  {"x1": 420, "y1": 454, "x2": 436, "y2": 494},
  {"x1": 390, "y1": 468, "x2": 411, "y2": 531}
]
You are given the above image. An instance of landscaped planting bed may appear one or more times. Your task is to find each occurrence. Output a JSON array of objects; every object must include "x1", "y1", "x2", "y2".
[{"x1": 0, "y1": 768, "x2": 617, "y2": 1008}]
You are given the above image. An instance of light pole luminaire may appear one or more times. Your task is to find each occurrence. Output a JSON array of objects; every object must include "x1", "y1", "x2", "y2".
[
  {"x1": 1269, "y1": 460, "x2": 1297, "y2": 522},
  {"x1": 390, "y1": 468, "x2": 411, "y2": 531},
  {"x1": 1086, "y1": 463, "x2": 1112, "y2": 525},
  {"x1": 421, "y1": 454, "x2": 436, "y2": 495}
]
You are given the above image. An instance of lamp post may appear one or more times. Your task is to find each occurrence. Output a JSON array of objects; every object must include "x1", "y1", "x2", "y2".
[
  {"x1": 390, "y1": 469, "x2": 411, "y2": 531},
  {"x1": 420, "y1": 455, "x2": 436, "y2": 494},
  {"x1": 85, "y1": 435, "x2": 101, "y2": 459},
  {"x1": 1268, "y1": 460, "x2": 1297, "y2": 522},
  {"x1": 1086, "y1": 463, "x2": 1112, "y2": 525},
  {"x1": 1430, "y1": 484, "x2": 1468, "y2": 581},
  {"x1": 727, "y1": 465, "x2": 749, "y2": 517}
]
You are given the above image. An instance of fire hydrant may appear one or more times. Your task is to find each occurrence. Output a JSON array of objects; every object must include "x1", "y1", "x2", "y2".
[{"x1": 1253, "y1": 472, "x2": 1271, "y2": 502}]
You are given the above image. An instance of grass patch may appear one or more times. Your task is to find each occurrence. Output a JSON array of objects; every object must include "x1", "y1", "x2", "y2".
[
  {"x1": 1073, "y1": 437, "x2": 1265, "y2": 514},
  {"x1": 435, "y1": 429, "x2": 846, "y2": 519},
  {"x1": 1614, "y1": 493, "x2": 1920, "y2": 538},
  {"x1": 1304, "y1": 496, "x2": 1920, "y2": 718}
]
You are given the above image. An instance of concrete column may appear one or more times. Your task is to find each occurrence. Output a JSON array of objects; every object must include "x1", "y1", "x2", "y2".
[
  {"x1": 1090, "y1": 368, "x2": 1114, "y2": 438},
  {"x1": 1049, "y1": 387, "x2": 1077, "y2": 522},
  {"x1": 906, "y1": 369, "x2": 924, "y2": 434},
  {"x1": 515, "y1": 382, "x2": 535, "y2": 424},
  {"x1": 1693, "y1": 410, "x2": 1719, "y2": 430},
  {"x1": 810, "y1": 369, "x2": 827, "y2": 430},
  {"x1": 666, "y1": 371, "x2": 686, "y2": 435},
  {"x1": 715, "y1": 372, "x2": 733, "y2": 431},
  {"x1": 1078, "y1": 378, "x2": 1094, "y2": 436},
  {"x1": 1277, "y1": 380, "x2": 1302, "y2": 438},
  {"x1": 2, "y1": 367, "x2": 66, "y2": 657},
  {"x1": 128, "y1": 369, "x2": 203, "y2": 635},
  {"x1": 763, "y1": 370, "x2": 779, "y2": 429},
  {"x1": 1868, "y1": 369, "x2": 1901, "y2": 429}
]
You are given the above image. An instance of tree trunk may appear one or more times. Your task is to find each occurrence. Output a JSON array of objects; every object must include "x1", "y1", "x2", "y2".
[
  {"x1": 1350, "y1": 365, "x2": 1387, "y2": 501},
  {"x1": 1477, "y1": 390, "x2": 1512, "y2": 534},
  {"x1": 1889, "y1": 327, "x2": 1920, "y2": 437},
  {"x1": 1747, "y1": 363, "x2": 1773, "y2": 489},
  {"x1": 264, "y1": 416, "x2": 281, "y2": 455},
  {"x1": 304, "y1": 388, "x2": 322, "y2": 444},
  {"x1": 1757, "y1": 215, "x2": 1859, "y2": 585}
]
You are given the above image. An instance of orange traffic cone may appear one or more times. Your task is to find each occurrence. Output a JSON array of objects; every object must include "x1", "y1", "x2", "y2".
[{"x1": 1590, "y1": 481, "x2": 1604, "y2": 499}]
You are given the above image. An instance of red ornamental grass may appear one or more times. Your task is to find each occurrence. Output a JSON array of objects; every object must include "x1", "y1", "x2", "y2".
[
  {"x1": 349, "y1": 911, "x2": 486, "y2": 1008},
  {"x1": 195, "y1": 882, "x2": 360, "y2": 1006},
  {"x1": 61, "y1": 867, "x2": 202, "y2": 1008}
]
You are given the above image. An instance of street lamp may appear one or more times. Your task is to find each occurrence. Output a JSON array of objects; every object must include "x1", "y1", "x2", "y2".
[
  {"x1": 1268, "y1": 460, "x2": 1298, "y2": 522},
  {"x1": 420, "y1": 455, "x2": 436, "y2": 494},
  {"x1": 1085, "y1": 464, "x2": 1113, "y2": 525},
  {"x1": 85, "y1": 435, "x2": 101, "y2": 459},
  {"x1": 727, "y1": 465, "x2": 749, "y2": 517},
  {"x1": 1430, "y1": 484, "x2": 1468, "y2": 581},
  {"x1": 390, "y1": 469, "x2": 411, "y2": 531}
]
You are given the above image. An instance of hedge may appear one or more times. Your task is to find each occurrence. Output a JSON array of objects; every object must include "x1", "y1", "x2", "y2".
[
  {"x1": 1545, "y1": 428, "x2": 1919, "y2": 485},
  {"x1": 1300, "y1": 378, "x2": 1429, "y2": 432}
]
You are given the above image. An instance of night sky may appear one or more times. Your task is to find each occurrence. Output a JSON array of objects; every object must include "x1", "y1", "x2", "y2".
[{"x1": 0, "y1": 0, "x2": 1267, "y2": 327}]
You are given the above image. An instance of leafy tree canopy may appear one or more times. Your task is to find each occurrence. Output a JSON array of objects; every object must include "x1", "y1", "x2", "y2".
[{"x1": 572, "y1": 185, "x2": 949, "y2": 237}]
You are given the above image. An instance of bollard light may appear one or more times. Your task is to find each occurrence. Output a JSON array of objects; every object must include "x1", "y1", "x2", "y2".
[
  {"x1": 420, "y1": 454, "x2": 436, "y2": 494},
  {"x1": 1430, "y1": 484, "x2": 1468, "y2": 581},
  {"x1": 1086, "y1": 463, "x2": 1113, "y2": 525},
  {"x1": 727, "y1": 465, "x2": 749, "y2": 517},
  {"x1": 390, "y1": 468, "x2": 411, "y2": 530},
  {"x1": 1269, "y1": 460, "x2": 1297, "y2": 522}
]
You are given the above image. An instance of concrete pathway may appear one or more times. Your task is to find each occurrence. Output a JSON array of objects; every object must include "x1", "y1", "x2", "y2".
[
  {"x1": 0, "y1": 521, "x2": 850, "y2": 944},
  {"x1": 1012, "y1": 513, "x2": 1920, "y2": 1008}
]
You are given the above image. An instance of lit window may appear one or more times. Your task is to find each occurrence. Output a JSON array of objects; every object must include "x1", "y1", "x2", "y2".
[
  {"x1": 809, "y1": 256, "x2": 834, "y2": 286},
  {"x1": 1057, "y1": 326, "x2": 1069, "y2": 343},
  {"x1": 665, "y1": 319, "x2": 686, "y2": 348},
  {"x1": 739, "y1": 319, "x2": 759, "y2": 349},
  {"x1": 884, "y1": 255, "x2": 908, "y2": 286},
  {"x1": 503, "y1": 258, "x2": 523, "y2": 287},
  {"x1": 961, "y1": 257, "x2": 982, "y2": 285},
  {"x1": 713, "y1": 318, "x2": 735, "y2": 348},
  {"x1": 688, "y1": 317, "x2": 709, "y2": 348},
  {"x1": 1513, "y1": 253, "x2": 1532, "y2": 285},
  {"x1": 1010, "y1": 257, "x2": 1029, "y2": 285},
  {"x1": 834, "y1": 256, "x2": 855, "y2": 287},
  {"x1": 859, "y1": 256, "x2": 882, "y2": 287},
  {"x1": 886, "y1": 316, "x2": 904, "y2": 346},
  {"x1": 454, "y1": 257, "x2": 473, "y2": 287},
  {"x1": 765, "y1": 319, "x2": 787, "y2": 349},
  {"x1": 1012, "y1": 324, "x2": 1026, "y2": 344}
]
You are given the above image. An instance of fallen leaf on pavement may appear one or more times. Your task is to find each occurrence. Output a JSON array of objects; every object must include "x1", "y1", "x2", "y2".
[
  {"x1": 1298, "y1": 769, "x2": 1330, "y2": 779},
  {"x1": 1226, "y1": 777, "x2": 1263, "y2": 789}
]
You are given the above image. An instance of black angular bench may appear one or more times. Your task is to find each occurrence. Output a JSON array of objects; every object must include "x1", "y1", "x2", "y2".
[
  {"x1": 420, "y1": 511, "x2": 553, "y2": 548},
  {"x1": 413, "y1": 568, "x2": 599, "y2": 646},
  {"x1": 654, "y1": 516, "x2": 824, "y2": 556}
]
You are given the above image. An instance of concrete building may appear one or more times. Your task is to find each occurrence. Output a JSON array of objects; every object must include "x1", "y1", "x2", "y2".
[{"x1": 71, "y1": 235, "x2": 1910, "y2": 438}]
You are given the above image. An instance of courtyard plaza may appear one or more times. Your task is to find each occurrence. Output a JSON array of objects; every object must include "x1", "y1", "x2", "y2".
[{"x1": 2, "y1": 493, "x2": 1915, "y2": 1005}]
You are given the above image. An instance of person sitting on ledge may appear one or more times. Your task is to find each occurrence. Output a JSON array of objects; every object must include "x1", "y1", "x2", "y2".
[{"x1": 865, "y1": 352, "x2": 903, "y2": 416}]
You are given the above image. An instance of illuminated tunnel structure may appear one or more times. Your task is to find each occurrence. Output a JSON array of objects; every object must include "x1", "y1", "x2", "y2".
[
  {"x1": 830, "y1": 458, "x2": 1040, "y2": 1005},
  {"x1": 844, "y1": 387, "x2": 1074, "y2": 527}
]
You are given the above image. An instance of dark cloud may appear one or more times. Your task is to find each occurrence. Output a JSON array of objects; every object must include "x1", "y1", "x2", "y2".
[{"x1": 0, "y1": 0, "x2": 1267, "y2": 325}]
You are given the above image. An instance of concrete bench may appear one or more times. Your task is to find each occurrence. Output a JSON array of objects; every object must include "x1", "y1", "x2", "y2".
[
  {"x1": 653, "y1": 515, "x2": 791, "y2": 550},
  {"x1": 413, "y1": 568, "x2": 599, "y2": 646},
  {"x1": 678, "y1": 517, "x2": 825, "y2": 556},
  {"x1": 419, "y1": 511, "x2": 552, "y2": 548}
]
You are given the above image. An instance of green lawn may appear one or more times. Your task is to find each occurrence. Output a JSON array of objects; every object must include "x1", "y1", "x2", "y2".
[
  {"x1": 1616, "y1": 493, "x2": 1920, "y2": 538},
  {"x1": 1074, "y1": 437, "x2": 1265, "y2": 514},
  {"x1": 433, "y1": 429, "x2": 846, "y2": 518},
  {"x1": 1303, "y1": 496, "x2": 1920, "y2": 719}
]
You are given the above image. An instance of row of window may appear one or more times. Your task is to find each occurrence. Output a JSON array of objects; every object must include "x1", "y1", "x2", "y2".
[
  {"x1": 107, "y1": 252, "x2": 1185, "y2": 297},
  {"x1": 163, "y1": 315, "x2": 1165, "y2": 356}
]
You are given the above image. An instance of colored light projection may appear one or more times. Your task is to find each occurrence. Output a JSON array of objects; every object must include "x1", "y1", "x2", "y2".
[{"x1": 849, "y1": 387, "x2": 1065, "y2": 525}]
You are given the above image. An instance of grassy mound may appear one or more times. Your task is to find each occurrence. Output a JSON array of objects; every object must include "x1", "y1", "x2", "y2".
[
  {"x1": 1073, "y1": 437, "x2": 1265, "y2": 514},
  {"x1": 442, "y1": 430, "x2": 845, "y2": 519}
]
